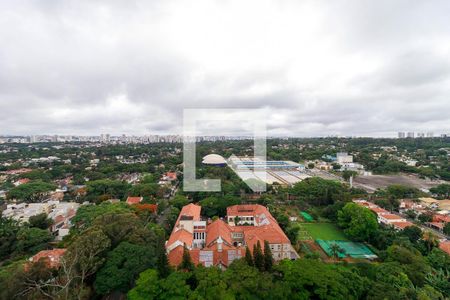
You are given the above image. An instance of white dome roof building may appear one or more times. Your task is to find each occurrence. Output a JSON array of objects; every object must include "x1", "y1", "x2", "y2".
[{"x1": 202, "y1": 154, "x2": 227, "y2": 166}]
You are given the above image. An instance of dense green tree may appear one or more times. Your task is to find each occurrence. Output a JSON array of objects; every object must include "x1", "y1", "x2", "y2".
[
  {"x1": 223, "y1": 260, "x2": 278, "y2": 299},
  {"x1": 386, "y1": 244, "x2": 431, "y2": 287},
  {"x1": 342, "y1": 170, "x2": 357, "y2": 181},
  {"x1": 156, "y1": 247, "x2": 171, "y2": 279},
  {"x1": 94, "y1": 242, "x2": 157, "y2": 295},
  {"x1": 190, "y1": 266, "x2": 232, "y2": 300},
  {"x1": 92, "y1": 212, "x2": 146, "y2": 247},
  {"x1": 245, "y1": 246, "x2": 253, "y2": 266},
  {"x1": 158, "y1": 271, "x2": 192, "y2": 299},
  {"x1": 425, "y1": 269, "x2": 450, "y2": 296},
  {"x1": 7, "y1": 181, "x2": 56, "y2": 202},
  {"x1": 127, "y1": 269, "x2": 160, "y2": 300},
  {"x1": 21, "y1": 170, "x2": 51, "y2": 182},
  {"x1": 384, "y1": 184, "x2": 422, "y2": 200},
  {"x1": 179, "y1": 246, "x2": 194, "y2": 272},
  {"x1": 285, "y1": 223, "x2": 301, "y2": 244},
  {"x1": 443, "y1": 222, "x2": 450, "y2": 235},
  {"x1": 422, "y1": 231, "x2": 439, "y2": 255},
  {"x1": 28, "y1": 213, "x2": 53, "y2": 229},
  {"x1": 86, "y1": 179, "x2": 130, "y2": 201},
  {"x1": 337, "y1": 203, "x2": 378, "y2": 241},
  {"x1": 15, "y1": 227, "x2": 52, "y2": 255},
  {"x1": 402, "y1": 226, "x2": 423, "y2": 244},
  {"x1": 253, "y1": 241, "x2": 264, "y2": 271},
  {"x1": 291, "y1": 177, "x2": 350, "y2": 206},
  {"x1": 418, "y1": 213, "x2": 433, "y2": 223},
  {"x1": 426, "y1": 248, "x2": 450, "y2": 272},
  {"x1": 169, "y1": 194, "x2": 189, "y2": 210},
  {"x1": 1, "y1": 260, "x2": 57, "y2": 300},
  {"x1": 0, "y1": 216, "x2": 20, "y2": 260},
  {"x1": 1, "y1": 217, "x2": 52, "y2": 259},
  {"x1": 65, "y1": 227, "x2": 111, "y2": 289},
  {"x1": 71, "y1": 203, "x2": 133, "y2": 231},
  {"x1": 430, "y1": 184, "x2": 450, "y2": 199},
  {"x1": 368, "y1": 262, "x2": 415, "y2": 299},
  {"x1": 263, "y1": 241, "x2": 273, "y2": 271},
  {"x1": 321, "y1": 201, "x2": 347, "y2": 221},
  {"x1": 128, "y1": 183, "x2": 159, "y2": 200},
  {"x1": 416, "y1": 285, "x2": 444, "y2": 300},
  {"x1": 198, "y1": 195, "x2": 241, "y2": 218},
  {"x1": 274, "y1": 259, "x2": 366, "y2": 300}
]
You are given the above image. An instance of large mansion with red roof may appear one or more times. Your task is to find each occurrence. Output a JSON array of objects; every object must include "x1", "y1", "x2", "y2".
[{"x1": 166, "y1": 203, "x2": 298, "y2": 269}]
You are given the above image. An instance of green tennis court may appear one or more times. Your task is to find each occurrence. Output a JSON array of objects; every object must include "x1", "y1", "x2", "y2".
[{"x1": 316, "y1": 239, "x2": 377, "y2": 259}]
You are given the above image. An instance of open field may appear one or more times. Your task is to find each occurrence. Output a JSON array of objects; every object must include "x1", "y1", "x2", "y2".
[
  {"x1": 353, "y1": 173, "x2": 444, "y2": 192},
  {"x1": 298, "y1": 223, "x2": 348, "y2": 241}
]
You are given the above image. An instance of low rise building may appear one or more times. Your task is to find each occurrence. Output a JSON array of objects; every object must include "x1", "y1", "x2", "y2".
[
  {"x1": 2, "y1": 201, "x2": 80, "y2": 240},
  {"x1": 28, "y1": 249, "x2": 67, "y2": 269},
  {"x1": 166, "y1": 204, "x2": 298, "y2": 269},
  {"x1": 126, "y1": 196, "x2": 143, "y2": 205},
  {"x1": 439, "y1": 240, "x2": 450, "y2": 256},
  {"x1": 336, "y1": 152, "x2": 353, "y2": 164},
  {"x1": 354, "y1": 200, "x2": 414, "y2": 231}
]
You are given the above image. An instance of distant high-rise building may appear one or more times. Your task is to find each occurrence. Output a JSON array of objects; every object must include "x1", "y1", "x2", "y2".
[
  {"x1": 398, "y1": 132, "x2": 406, "y2": 138},
  {"x1": 417, "y1": 132, "x2": 425, "y2": 138},
  {"x1": 100, "y1": 133, "x2": 111, "y2": 143},
  {"x1": 407, "y1": 132, "x2": 415, "y2": 138},
  {"x1": 426, "y1": 132, "x2": 434, "y2": 138}
]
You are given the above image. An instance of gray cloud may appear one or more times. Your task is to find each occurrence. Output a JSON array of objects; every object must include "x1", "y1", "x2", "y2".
[{"x1": 0, "y1": 0, "x2": 450, "y2": 137}]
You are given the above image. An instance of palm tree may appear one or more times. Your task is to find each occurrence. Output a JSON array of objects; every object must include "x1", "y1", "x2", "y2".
[
  {"x1": 423, "y1": 231, "x2": 439, "y2": 254},
  {"x1": 329, "y1": 243, "x2": 345, "y2": 261}
]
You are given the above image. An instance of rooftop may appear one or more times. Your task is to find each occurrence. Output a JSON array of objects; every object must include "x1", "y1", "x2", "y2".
[{"x1": 126, "y1": 196, "x2": 143, "y2": 205}]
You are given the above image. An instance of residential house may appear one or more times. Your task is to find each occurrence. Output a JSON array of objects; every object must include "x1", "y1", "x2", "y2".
[
  {"x1": 126, "y1": 196, "x2": 143, "y2": 205},
  {"x1": 354, "y1": 200, "x2": 414, "y2": 231},
  {"x1": 439, "y1": 240, "x2": 450, "y2": 256},
  {"x1": 13, "y1": 178, "x2": 30, "y2": 186},
  {"x1": 28, "y1": 249, "x2": 67, "y2": 269}
]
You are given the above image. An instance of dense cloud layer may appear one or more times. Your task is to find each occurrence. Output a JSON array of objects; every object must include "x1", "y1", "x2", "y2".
[{"x1": 1, "y1": 0, "x2": 450, "y2": 136}]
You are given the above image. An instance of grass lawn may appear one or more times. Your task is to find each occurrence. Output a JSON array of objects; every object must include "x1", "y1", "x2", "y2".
[{"x1": 299, "y1": 223, "x2": 348, "y2": 241}]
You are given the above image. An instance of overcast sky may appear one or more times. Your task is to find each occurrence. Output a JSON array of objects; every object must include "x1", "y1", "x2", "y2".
[{"x1": 1, "y1": 0, "x2": 450, "y2": 137}]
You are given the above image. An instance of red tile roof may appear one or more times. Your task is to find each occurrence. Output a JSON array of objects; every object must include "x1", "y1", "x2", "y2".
[
  {"x1": 433, "y1": 214, "x2": 450, "y2": 223},
  {"x1": 227, "y1": 204, "x2": 268, "y2": 216},
  {"x1": 391, "y1": 221, "x2": 414, "y2": 229},
  {"x1": 134, "y1": 203, "x2": 158, "y2": 213},
  {"x1": 126, "y1": 196, "x2": 143, "y2": 205},
  {"x1": 167, "y1": 245, "x2": 184, "y2": 266},
  {"x1": 369, "y1": 207, "x2": 389, "y2": 214},
  {"x1": 381, "y1": 214, "x2": 405, "y2": 220},
  {"x1": 176, "y1": 203, "x2": 201, "y2": 223},
  {"x1": 206, "y1": 219, "x2": 233, "y2": 246},
  {"x1": 429, "y1": 222, "x2": 445, "y2": 230},
  {"x1": 29, "y1": 249, "x2": 67, "y2": 269},
  {"x1": 165, "y1": 172, "x2": 177, "y2": 180},
  {"x1": 439, "y1": 241, "x2": 450, "y2": 256},
  {"x1": 166, "y1": 203, "x2": 293, "y2": 268},
  {"x1": 167, "y1": 228, "x2": 193, "y2": 248}
]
